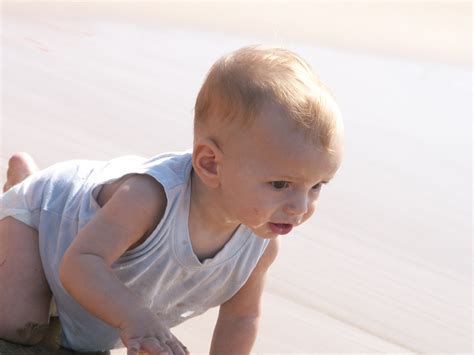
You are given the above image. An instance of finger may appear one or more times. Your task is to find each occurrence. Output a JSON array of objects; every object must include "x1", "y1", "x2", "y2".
[
  {"x1": 171, "y1": 334, "x2": 190, "y2": 355},
  {"x1": 127, "y1": 339, "x2": 141, "y2": 355},
  {"x1": 165, "y1": 339, "x2": 188, "y2": 355},
  {"x1": 158, "y1": 340, "x2": 174, "y2": 355},
  {"x1": 183, "y1": 345, "x2": 190, "y2": 355},
  {"x1": 140, "y1": 337, "x2": 169, "y2": 355}
]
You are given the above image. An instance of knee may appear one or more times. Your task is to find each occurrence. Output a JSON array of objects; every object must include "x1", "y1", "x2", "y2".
[
  {"x1": 17, "y1": 321, "x2": 50, "y2": 345},
  {"x1": 0, "y1": 321, "x2": 49, "y2": 346}
]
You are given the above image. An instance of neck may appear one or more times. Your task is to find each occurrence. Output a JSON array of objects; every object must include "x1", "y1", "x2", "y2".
[{"x1": 189, "y1": 170, "x2": 240, "y2": 246}]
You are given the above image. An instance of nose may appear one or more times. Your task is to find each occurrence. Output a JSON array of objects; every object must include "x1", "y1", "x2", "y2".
[{"x1": 284, "y1": 192, "x2": 309, "y2": 217}]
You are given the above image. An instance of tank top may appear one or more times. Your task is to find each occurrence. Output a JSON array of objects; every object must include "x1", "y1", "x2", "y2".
[{"x1": 33, "y1": 150, "x2": 269, "y2": 351}]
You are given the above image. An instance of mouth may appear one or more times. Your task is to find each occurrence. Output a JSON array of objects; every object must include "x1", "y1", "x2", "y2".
[{"x1": 268, "y1": 222, "x2": 293, "y2": 235}]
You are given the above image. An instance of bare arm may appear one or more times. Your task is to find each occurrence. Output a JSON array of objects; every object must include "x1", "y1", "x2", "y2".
[
  {"x1": 59, "y1": 175, "x2": 188, "y2": 354},
  {"x1": 210, "y1": 238, "x2": 279, "y2": 355}
]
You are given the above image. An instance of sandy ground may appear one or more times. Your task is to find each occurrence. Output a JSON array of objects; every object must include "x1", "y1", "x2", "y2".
[{"x1": 1, "y1": 1, "x2": 472, "y2": 354}]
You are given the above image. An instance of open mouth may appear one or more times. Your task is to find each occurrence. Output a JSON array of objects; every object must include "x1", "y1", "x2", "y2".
[{"x1": 268, "y1": 222, "x2": 293, "y2": 235}]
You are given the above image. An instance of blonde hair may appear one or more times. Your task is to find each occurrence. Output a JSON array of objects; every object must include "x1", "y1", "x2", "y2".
[{"x1": 194, "y1": 45, "x2": 342, "y2": 150}]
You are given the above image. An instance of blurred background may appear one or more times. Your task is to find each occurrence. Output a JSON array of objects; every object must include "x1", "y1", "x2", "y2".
[{"x1": 1, "y1": 1, "x2": 472, "y2": 354}]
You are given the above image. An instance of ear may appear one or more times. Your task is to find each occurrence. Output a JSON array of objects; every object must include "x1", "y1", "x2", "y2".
[{"x1": 192, "y1": 138, "x2": 223, "y2": 188}]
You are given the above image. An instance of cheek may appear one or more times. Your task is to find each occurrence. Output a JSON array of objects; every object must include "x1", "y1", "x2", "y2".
[
  {"x1": 243, "y1": 199, "x2": 264, "y2": 219},
  {"x1": 252, "y1": 207, "x2": 261, "y2": 216},
  {"x1": 239, "y1": 194, "x2": 270, "y2": 224},
  {"x1": 302, "y1": 203, "x2": 317, "y2": 223},
  {"x1": 246, "y1": 207, "x2": 263, "y2": 223}
]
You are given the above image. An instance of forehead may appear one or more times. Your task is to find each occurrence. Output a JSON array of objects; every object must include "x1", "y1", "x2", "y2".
[
  {"x1": 227, "y1": 104, "x2": 342, "y2": 180},
  {"x1": 250, "y1": 136, "x2": 339, "y2": 182}
]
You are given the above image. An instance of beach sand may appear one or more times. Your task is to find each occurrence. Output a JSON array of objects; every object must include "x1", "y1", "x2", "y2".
[{"x1": 1, "y1": 1, "x2": 472, "y2": 354}]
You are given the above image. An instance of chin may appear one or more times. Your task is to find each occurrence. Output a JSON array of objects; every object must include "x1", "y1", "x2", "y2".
[
  {"x1": 249, "y1": 225, "x2": 279, "y2": 239},
  {"x1": 252, "y1": 232, "x2": 278, "y2": 240},
  {"x1": 258, "y1": 233, "x2": 279, "y2": 240}
]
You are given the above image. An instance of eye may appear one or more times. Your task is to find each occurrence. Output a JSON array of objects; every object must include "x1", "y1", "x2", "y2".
[
  {"x1": 271, "y1": 181, "x2": 289, "y2": 189},
  {"x1": 312, "y1": 183, "x2": 322, "y2": 190}
]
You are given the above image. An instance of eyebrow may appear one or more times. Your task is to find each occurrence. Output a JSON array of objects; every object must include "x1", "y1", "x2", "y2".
[{"x1": 271, "y1": 175, "x2": 331, "y2": 185}]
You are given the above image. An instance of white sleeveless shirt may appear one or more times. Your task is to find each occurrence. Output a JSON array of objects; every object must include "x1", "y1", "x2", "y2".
[{"x1": 0, "y1": 151, "x2": 269, "y2": 351}]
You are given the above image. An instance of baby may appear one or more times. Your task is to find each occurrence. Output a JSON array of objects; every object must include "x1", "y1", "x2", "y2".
[{"x1": 0, "y1": 45, "x2": 344, "y2": 354}]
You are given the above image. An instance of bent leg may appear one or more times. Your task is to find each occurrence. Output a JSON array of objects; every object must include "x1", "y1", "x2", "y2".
[
  {"x1": 0, "y1": 217, "x2": 52, "y2": 345},
  {"x1": 0, "y1": 153, "x2": 52, "y2": 345}
]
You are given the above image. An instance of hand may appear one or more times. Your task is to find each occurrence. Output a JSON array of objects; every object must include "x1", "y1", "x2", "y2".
[{"x1": 119, "y1": 308, "x2": 189, "y2": 355}]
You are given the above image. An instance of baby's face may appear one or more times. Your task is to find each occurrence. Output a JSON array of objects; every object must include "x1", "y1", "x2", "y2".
[{"x1": 218, "y1": 104, "x2": 343, "y2": 239}]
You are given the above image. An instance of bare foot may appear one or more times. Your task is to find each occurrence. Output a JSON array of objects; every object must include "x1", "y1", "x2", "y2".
[{"x1": 3, "y1": 152, "x2": 39, "y2": 192}]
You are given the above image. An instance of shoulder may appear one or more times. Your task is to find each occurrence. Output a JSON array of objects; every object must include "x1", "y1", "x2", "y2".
[
  {"x1": 98, "y1": 173, "x2": 166, "y2": 211},
  {"x1": 70, "y1": 174, "x2": 168, "y2": 263},
  {"x1": 119, "y1": 174, "x2": 166, "y2": 199},
  {"x1": 254, "y1": 238, "x2": 280, "y2": 274},
  {"x1": 218, "y1": 238, "x2": 279, "y2": 317},
  {"x1": 107, "y1": 174, "x2": 167, "y2": 239},
  {"x1": 245, "y1": 238, "x2": 280, "y2": 291}
]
